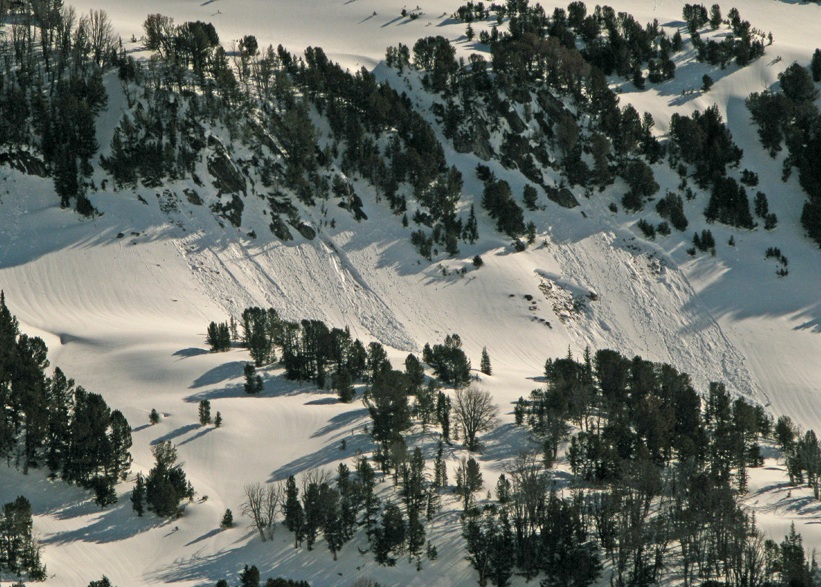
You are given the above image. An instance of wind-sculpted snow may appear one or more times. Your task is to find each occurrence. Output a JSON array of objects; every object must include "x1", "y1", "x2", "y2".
[
  {"x1": 2, "y1": 0, "x2": 821, "y2": 584},
  {"x1": 176, "y1": 232, "x2": 418, "y2": 352}
]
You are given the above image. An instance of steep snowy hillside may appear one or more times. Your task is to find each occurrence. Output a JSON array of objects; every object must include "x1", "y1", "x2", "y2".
[{"x1": 1, "y1": 0, "x2": 821, "y2": 585}]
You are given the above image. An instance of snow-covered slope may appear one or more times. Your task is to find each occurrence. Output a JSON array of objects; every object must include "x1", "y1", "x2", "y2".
[{"x1": 1, "y1": 0, "x2": 821, "y2": 585}]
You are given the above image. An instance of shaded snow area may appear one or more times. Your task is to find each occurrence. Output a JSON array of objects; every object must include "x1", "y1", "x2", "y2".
[{"x1": 1, "y1": 0, "x2": 821, "y2": 585}]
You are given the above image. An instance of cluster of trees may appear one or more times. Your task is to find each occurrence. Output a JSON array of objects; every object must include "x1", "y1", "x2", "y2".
[
  {"x1": 670, "y1": 105, "x2": 743, "y2": 189},
  {"x1": 656, "y1": 191, "x2": 689, "y2": 231},
  {"x1": 747, "y1": 61, "x2": 821, "y2": 246},
  {"x1": 131, "y1": 441, "x2": 194, "y2": 518},
  {"x1": 685, "y1": 4, "x2": 768, "y2": 68},
  {"x1": 422, "y1": 334, "x2": 472, "y2": 388},
  {"x1": 392, "y1": 1, "x2": 666, "y2": 215},
  {"x1": 206, "y1": 321, "x2": 232, "y2": 351},
  {"x1": 214, "y1": 567, "x2": 309, "y2": 587},
  {"x1": 775, "y1": 415, "x2": 821, "y2": 499},
  {"x1": 0, "y1": 292, "x2": 132, "y2": 506},
  {"x1": 0, "y1": 2, "x2": 117, "y2": 214},
  {"x1": 495, "y1": 347, "x2": 821, "y2": 587},
  {"x1": 244, "y1": 456, "x2": 438, "y2": 568},
  {"x1": 0, "y1": 496, "x2": 46, "y2": 581},
  {"x1": 479, "y1": 173, "x2": 526, "y2": 238}
]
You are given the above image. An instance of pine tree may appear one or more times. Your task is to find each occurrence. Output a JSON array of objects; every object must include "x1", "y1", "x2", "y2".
[
  {"x1": 46, "y1": 368, "x2": 75, "y2": 473},
  {"x1": 0, "y1": 496, "x2": 45, "y2": 579},
  {"x1": 456, "y1": 456, "x2": 483, "y2": 511},
  {"x1": 333, "y1": 366, "x2": 355, "y2": 403},
  {"x1": 373, "y1": 502, "x2": 406, "y2": 566},
  {"x1": 437, "y1": 391, "x2": 451, "y2": 442},
  {"x1": 283, "y1": 475, "x2": 305, "y2": 547},
  {"x1": 433, "y1": 441, "x2": 448, "y2": 489},
  {"x1": 480, "y1": 347, "x2": 492, "y2": 376},
  {"x1": 214, "y1": 412, "x2": 223, "y2": 428},
  {"x1": 149, "y1": 408, "x2": 160, "y2": 425},
  {"x1": 244, "y1": 363, "x2": 264, "y2": 394},
  {"x1": 206, "y1": 321, "x2": 231, "y2": 352},
  {"x1": 198, "y1": 400, "x2": 212, "y2": 425},
  {"x1": 221, "y1": 508, "x2": 233, "y2": 528},
  {"x1": 145, "y1": 441, "x2": 192, "y2": 518},
  {"x1": 109, "y1": 410, "x2": 132, "y2": 481},
  {"x1": 302, "y1": 482, "x2": 323, "y2": 550},
  {"x1": 812, "y1": 49, "x2": 821, "y2": 83},
  {"x1": 131, "y1": 473, "x2": 145, "y2": 516},
  {"x1": 523, "y1": 185, "x2": 538, "y2": 210},
  {"x1": 239, "y1": 565, "x2": 260, "y2": 587},
  {"x1": 356, "y1": 456, "x2": 379, "y2": 532}
]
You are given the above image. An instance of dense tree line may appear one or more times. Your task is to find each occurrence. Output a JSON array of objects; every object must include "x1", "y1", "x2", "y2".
[
  {"x1": 498, "y1": 347, "x2": 821, "y2": 587},
  {"x1": 684, "y1": 4, "x2": 768, "y2": 68},
  {"x1": 747, "y1": 61, "x2": 821, "y2": 246},
  {"x1": 110, "y1": 17, "x2": 477, "y2": 256},
  {"x1": 0, "y1": 1, "x2": 117, "y2": 214},
  {"x1": 0, "y1": 292, "x2": 132, "y2": 506}
]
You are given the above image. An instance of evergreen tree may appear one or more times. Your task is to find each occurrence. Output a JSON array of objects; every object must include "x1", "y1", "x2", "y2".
[
  {"x1": 436, "y1": 391, "x2": 451, "y2": 442},
  {"x1": 333, "y1": 367, "x2": 355, "y2": 403},
  {"x1": 214, "y1": 411, "x2": 223, "y2": 428},
  {"x1": 108, "y1": 410, "x2": 132, "y2": 481},
  {"x1": 433, "y1": 441, "x2": 448, "y2": 489},
  {"x1": 365, "y1": 369, "x2": 411, "y2": 452},
  {"x1": 221, "y1": 508, "x2": 233, "y2": 528},
  {"x1": 356, "y1": 456, "x2": 380, "y2": 532},
  {"x1": 198, "y1": 399, "x2": 212, "y2": 425},
  {"x1": 523, "y1": 185, "x2": 539, "y2": 211},
  {"x1": 455, "y1": 456, "x2": 483, "y2": 511},
  {"x1": 812, "y1": 49, "x2": 821, "y2": 83},
  {"x1": 145, "y1": 441, "x2": 192, "y2": 518},
  {"x1": 779, "y1": 62, "x2": 819, "y2": 103},
  {"x1": 0, "y1": 496, "x2": 45, "y2": 579},
  {"x1": 239, "y1": 565, "x2": 261, "y2": 587},
  {"x1": 206, "y1": 321, "x2": 231, "y2": 351},
  {"x1": 480, "y1": 347, "x2": 492, "y2": 376},
  {"x1": 244, "y1": 363, "x2": 264, "y2": 394},
  {"x1": 149, "y1": 408, "x2": 160, "y2": 425},
  {"x1": 46, "y1": 367, "x2": 75, "y2": 473},
  {"x1": 283, "y1": 475, "x2": 305, "y2": 547},
  {"x1": 131, "y1": 473, "x2": 146, "y2": 516},
  {"x1": 373, "y1": 502, "x2": 406, "y2": 566}
]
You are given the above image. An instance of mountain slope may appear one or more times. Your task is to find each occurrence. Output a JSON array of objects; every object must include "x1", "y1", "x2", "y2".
[{"x1": 1, "y1": 0, "x2": 821, "y2": 585}]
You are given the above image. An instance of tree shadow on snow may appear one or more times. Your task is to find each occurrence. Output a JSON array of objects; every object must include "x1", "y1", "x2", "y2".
[
  {"x1": 150, "y1": 530, "x2": 342, "y2": 587},
  {"x1": 174, "y1": 347, "x2": 209, "y2": 358},
  {"x1": 310, "y1": 408, "x2": 369, "y2": 438},
  {"x1": 269, "y1": 432, "x2": 373, "y2": 482},
  {"x1": 190, "y1": 361, "x2": 247, "y2": 388},
  {"x1": 178, "y1": 426, "x2": 214, "y2": 446},
  {"x1": 476, "y1": 423, "x2": 541, "y2": 471},
  {"x1": 150, "y1": 423, "x2": 200, "y2": 446},
  {"x1": 184, "y1": 374, "x2": 321, "y2": 403},
  {"x1": 43, "y1": 497, "x2": 165, "y2": 545}
]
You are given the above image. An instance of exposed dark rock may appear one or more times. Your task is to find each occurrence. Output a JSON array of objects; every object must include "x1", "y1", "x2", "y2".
[
  {"x1": 546, "y1": 186, "x2": 579, "y2": 208},
  {"x1": 0, "y1": 151, "x2": 48, "y2": 177},
  {"x1": 291, "y1": 221, "x2": 316, "y2": 240},
  {"x1": 500, "y1": 103, "x2": 527, "y2": 134},
  {"x1": 207, "y1": 136, "x2": 246, "y2": 195},
  {"x1": 183, "y1": 188, "x2": 202, "y2": 205}
]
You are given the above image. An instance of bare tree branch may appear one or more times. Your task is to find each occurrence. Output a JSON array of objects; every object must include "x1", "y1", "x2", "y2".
[{"x1": 453, "y1": 385, "x2": 498, "y2": 452}]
